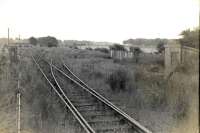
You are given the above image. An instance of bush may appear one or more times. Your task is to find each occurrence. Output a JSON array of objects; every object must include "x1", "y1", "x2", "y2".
[
  {"x1": 38, "y1": 36, "x2": 58, "y2": 47},
  {"x1": 173, "y1": 98, "x2": 189, "y2": 120},
  {"x1": 94, "y1": 48, "x2": 109, "y2": 53},
  {"x1": 86, "y1": 47, "x2": 93, "y2": 50},
  {"x1": 157, "y1": 41, "x2": 165, "y2": 53},
  {"x1": 106, "y1": 69, "x2": 129, "y2": 91},
  {"x1": 29, "y1": 37, "x2": 38, "y2": 46},
  {"x1": 110, "y1": 44, "x2": 126, "y2": 51},
  {"x1": 179, "y1": 28, "x2": 199, "y2": 49}
]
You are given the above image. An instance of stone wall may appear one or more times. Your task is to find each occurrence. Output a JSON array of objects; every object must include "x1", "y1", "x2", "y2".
[
  {"x1": 165, "y1": 40, "x2": 199, "y2": 76},
  {"x1": 181, "y1": 46, "x2": 199, "y2": 72},
  {"x1": 164, "y1": 40, "x2": 181, "y2": 76}
]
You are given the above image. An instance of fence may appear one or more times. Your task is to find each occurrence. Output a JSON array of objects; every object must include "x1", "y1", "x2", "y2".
[{"x1": 110, "y1": 50, "x2": 133, "y2": 60}]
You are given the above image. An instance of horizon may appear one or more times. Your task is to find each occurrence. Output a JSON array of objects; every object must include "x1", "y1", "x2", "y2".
[{"x1": 0, "y1": 0, "x2": 199, "y2": 43}]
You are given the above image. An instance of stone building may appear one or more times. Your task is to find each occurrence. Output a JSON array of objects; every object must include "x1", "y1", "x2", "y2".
[
  {"x1": 164, "y1": 40, "x2": 181, "y2": 75},
  {"x1": 165, "y1": 40, "x2": 199, "y2": 77}
]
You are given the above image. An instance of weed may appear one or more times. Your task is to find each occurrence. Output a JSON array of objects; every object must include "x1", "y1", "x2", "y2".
[{"x1": 106, "y1": 68, "x2": 129, "y2": 91}]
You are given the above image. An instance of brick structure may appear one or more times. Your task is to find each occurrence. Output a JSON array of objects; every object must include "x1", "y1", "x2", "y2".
[
  {"x1": 165, "y1": 40, "x2": 199, "y2": 77},
  {"x1": 164, "y1": 40, "x2": 181, "y2": 76}
]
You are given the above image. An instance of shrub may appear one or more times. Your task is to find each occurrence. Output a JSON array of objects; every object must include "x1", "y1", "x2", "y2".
[
  {"x1": 86, "y1": 47, "x2": 93, "y2": 50},
  {"x1": 29, "y1": 37, "x2": 38, "y2": 46},
  {"x1": 156, "y1": 41, "x2": 165, "y2": 53},
  {"x1": 149, "y1": 88, "x2": 167, "y2": 110},
  {"x1": 106, "y1": 69, "x2": 129, "y2": 91},
  {"x1": 173, "y1": 98, "x2": 189, "y2": 120},
  {"x1": 94, "y1": 48, "x2": 109, "y2": 53},
  {"x1": 110, "y1": 44, "x2": 126, "y2": 51},
  {"x1": 156, "y1": 59, "x2": 164, "y2": 66},
  {"x1": 74, "y1": 46, "x2": 78, "y2": 49},
  {"x1": 38, "y1": 36, "x2": 58, "y2": 47}
]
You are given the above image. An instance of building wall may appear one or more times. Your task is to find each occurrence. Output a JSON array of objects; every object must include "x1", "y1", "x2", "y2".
[
  {"x1": 164, "y1": 41, "x2": 181, "y2": 75},
  {"x1": 165, "y1": 40, "x2": 199, "y2": 76},
  {"x1": 181, "y1": 46, "x2": 199, "y2": 71}
]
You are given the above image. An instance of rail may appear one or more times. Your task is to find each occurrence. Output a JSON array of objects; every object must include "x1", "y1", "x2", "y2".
[
  {"x1": 32, "y1": 56, "x2": 95, "y2": 133},
  {"x1": 50, "y1": 61, "x2": 152, "y2": 133}
]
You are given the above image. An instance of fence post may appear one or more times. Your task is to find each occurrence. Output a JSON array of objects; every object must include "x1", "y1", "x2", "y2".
[{"x1": 17, "y1": 92, "x2": 21, "y2": 133}]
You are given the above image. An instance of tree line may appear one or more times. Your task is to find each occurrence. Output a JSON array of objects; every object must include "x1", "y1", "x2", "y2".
[
  {"x1": 179, "y1": 27, "x2": 199, "y2": 49},
  {"x1": 28, "y1": 27, "x2": 199, "y2": 49},
  {"x1": 123, "y1": 27, "x2": 199, "y2": 50},
  {"x1": 29, "y1": 36, "x2": 58, "y2": 47}
]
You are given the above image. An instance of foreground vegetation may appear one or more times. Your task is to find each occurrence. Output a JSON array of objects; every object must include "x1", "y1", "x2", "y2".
[{"x1": 0, "y1": 46, "x2": 198, "y2": 133}]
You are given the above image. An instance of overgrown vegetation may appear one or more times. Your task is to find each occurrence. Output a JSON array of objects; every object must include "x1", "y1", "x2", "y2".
[
  {"x1": 28, "y1": 36, "x2": 59, "y2": 47},
  {"x1": 106, "y1": 68, "x2": 130, "y2": 91},
  {"x1": 179, "y1": 27, "x2": 199, "y2": 49},
  {"x1": 29, "y1": 37, "x2": 38, "y2": 46},
  {"x1": 110, "y1": 43, "x2": 126, "y2": 51},
  {"x1": 0, "y1": 45, "x2": 198, "y2": 133},
  {"x1": 38, "y1": 36, "x2": 58, "y2": 47},
  {"x1": 156, "y1": 41, "x2": 165, "y2": 53},
  {"x1": 94, "y1": 48, "x2": 109, "y2": 53}
]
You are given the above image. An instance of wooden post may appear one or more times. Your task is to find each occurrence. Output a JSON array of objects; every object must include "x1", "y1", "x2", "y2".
[
  {"x1": 17, "y1": 92, "x2": 21, "y2": 133},
  {"x1": 17, "y1": 45, "x2": 21, "y2": 133}
]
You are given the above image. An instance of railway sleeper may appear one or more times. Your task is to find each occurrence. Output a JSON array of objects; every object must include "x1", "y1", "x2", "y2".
[
  {"x1": 73, "y1": 102, "x2": 99, "y2": 107},
  {"x1": 67, "y1": 95, "x2": 93, "y2": 101},
  {"x1": 88, "y1": 119, "x2": 128, "y2": 128},
  {"x1": 80, "y1": 110, "x2": 115, "y2": 117},
  {"x1": 95, "y1": 124, "x2": 132, "y2": 133},
  {"x1": 87, "y1": 115, "x2": 123, "y2": 122},
  {"x1": 75, "y1": 104, "x2": 108, "y2": 111},
  {"x1": 70, "y1": 98, "x2": 95, "y2": 102}
]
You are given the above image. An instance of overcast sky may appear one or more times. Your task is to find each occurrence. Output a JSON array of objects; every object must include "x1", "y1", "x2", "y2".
[{"x1": 0, "y1": 0, "x2": 199, "y2": 43}]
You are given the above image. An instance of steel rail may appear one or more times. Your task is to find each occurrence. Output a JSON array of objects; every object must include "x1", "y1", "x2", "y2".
[
  {"x1": 62, "y1": 63, "x2": 152, "y2": 133},
  {"x1": 32, "y1": 56, "x2": 95, "y2": 133},
  {"x1": 50, "y1": 60, "x2": 95, "y2": 133},
  {"x1": 51, "y1": 61, "x2": 152, "y2": 133}
]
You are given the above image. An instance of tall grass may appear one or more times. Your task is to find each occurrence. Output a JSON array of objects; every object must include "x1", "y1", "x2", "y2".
[
  {"x1": 165, "y1": 69, "x2": 199, "y2": 133},
  {"x1": 1, "y1": 47, "x2": 198, "y2": 133}
]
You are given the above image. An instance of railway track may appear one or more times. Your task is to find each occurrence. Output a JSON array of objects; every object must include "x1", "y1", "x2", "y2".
[{"x1": 32, "y1": 56, "x2": 152, "y2": 133}]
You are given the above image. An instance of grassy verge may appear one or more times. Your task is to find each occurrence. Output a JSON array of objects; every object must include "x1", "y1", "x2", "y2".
[{"x1": 0, "y1": 47, "x2": 198, "y2": 133}]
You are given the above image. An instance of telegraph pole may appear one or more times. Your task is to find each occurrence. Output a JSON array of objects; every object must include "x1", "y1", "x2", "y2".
[
  {"x1": 17, "y1": 59, "x2": 21, "y2": 133},
  {"x1": 7, "y1": 28, "x2": 10, "y2": 45},
  {"x1": 17, "y1": 38, "x2": 21, "y2": 133}
]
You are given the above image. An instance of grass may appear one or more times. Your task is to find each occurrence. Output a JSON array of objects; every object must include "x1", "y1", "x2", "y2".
[
  {"x1": 0, "y1": 51, "x2": 16, "y2": 133},
  {"x1": 0, "y1": 46, "x2": 199, "y2": 133},
  {"x1": 165, "y1": 70, "x2": 199, "y2": 133}
]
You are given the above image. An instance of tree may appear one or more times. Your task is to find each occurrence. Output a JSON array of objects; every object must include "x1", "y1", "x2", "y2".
[
  {"x1": 130, "y1": 47, "x2": 141, "y2": 63},
  {"x1": 38, "y1": 36, "x2": 58, "y2": 47},
  {"x1": 29, "y1": 37, "x2": 37, "y2": 46},
  {"x1": 106, "y1": 69, "x2": 129, "y2": 91},
  {"x1": 110, "y1": 44, "x2": 126, "y2": 51},
  {"x1": 157, "y1": 41, "x2": 165, "y2": 53},
  {"x1": 94, "y1": 48, "x2": 109, "y2": 53},
  {"x1": 179, "y1": 28, "x2": 199, "y2": 49}
]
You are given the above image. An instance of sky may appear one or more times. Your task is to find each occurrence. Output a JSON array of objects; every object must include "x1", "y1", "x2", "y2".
[{"x1": 0, "y1": 0, "x2": 199, "y2": 43}]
